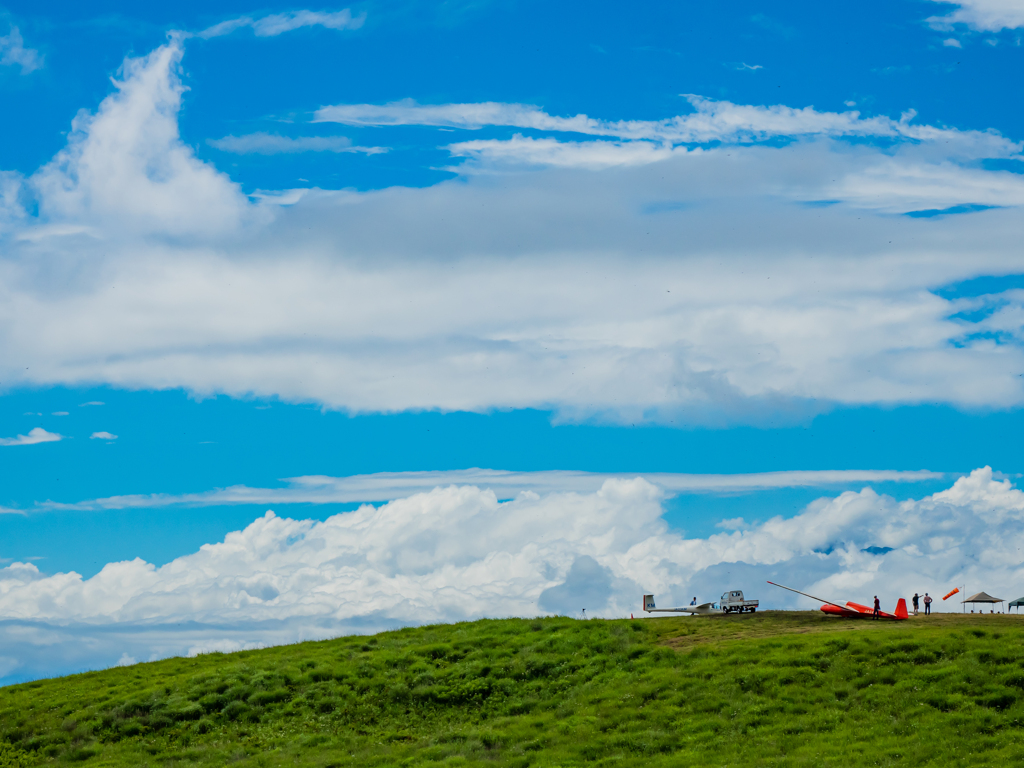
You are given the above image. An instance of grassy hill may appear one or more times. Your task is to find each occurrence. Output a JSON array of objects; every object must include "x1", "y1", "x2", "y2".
[{"x1": 2, "y1": 612, "x2": 1024, "y2": 766}]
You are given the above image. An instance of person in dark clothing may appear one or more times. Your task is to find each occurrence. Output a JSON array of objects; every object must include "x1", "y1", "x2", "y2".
[
  {"x1": 912, "y1": 593, "x2": 920, "y2": 615},
  {"x1": 924, "y1": 593, "x2": 932, "y2": 615},
  {"x1": 873, "y1": 595, "x2": 881, "y2": 619}
]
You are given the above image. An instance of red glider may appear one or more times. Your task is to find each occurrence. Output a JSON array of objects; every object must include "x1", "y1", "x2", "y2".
[{"x1": 768, "y1": 581, "x2": 908, "y2": 620}]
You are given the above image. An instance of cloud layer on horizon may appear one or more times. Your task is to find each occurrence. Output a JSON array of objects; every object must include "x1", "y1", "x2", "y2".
[
  {"x1": 1, "y1": 467, "x2": 1022, "y2": 684},
  {"x1": 0, "y1": 39, "x2": 1023, "y2": 425}
]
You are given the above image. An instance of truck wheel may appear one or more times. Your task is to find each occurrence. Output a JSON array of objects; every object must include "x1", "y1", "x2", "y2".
[{"x1": 750, "y1": 607, "x2": 756, "y2": 612}]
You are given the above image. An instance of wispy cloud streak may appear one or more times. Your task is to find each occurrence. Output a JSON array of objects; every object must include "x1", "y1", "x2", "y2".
[
  {"x1": 0, "y1": 26, "x2": 42, "y2": 73},
  {"x1": 314, "y1": 96, "x2": 1023, "y2": 157},
  {"x1": 38, "y1": 468, "x2": 944, "y2": 511},
  {"x1": 199, "y1": 9, "x2": 365, "y2": 39},
  {"x1": 208, "y1": 133, "x2": 387, "y2": 155}
]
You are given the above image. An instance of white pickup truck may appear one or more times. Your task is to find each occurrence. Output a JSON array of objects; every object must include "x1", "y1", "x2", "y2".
[{"x1": 720, "y1": 589, "x2": 758, "y2": 614}]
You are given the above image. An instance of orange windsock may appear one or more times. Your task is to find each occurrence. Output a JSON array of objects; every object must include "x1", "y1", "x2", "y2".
[{"x1": 943, "y1": 587, "x2": 960, "y2": 601}]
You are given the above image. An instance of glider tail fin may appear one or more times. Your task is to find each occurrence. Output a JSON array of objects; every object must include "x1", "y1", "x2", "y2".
[
  {"x1": 895, "y1": 598, "x2": 908, "y2": 619},
  {"x1": 643, "y1": 594, "x2": 656, "y2": 612}
]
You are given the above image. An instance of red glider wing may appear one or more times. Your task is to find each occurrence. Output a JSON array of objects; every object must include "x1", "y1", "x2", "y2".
[{"x1": 768, "y1": 582, "x2": 908, "y2": 620}]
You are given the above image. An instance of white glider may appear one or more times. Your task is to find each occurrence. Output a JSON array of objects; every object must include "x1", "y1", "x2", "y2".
[{"x1": 642, "y1": 594, "x2": 722, "y2": 615}]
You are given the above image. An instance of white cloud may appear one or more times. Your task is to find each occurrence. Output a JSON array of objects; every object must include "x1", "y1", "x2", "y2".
[
  {"x1": 322, "y1": 96, "x2": 1024, "y2": 214},
  {"x1": 448, "y1": 135, "x2": 678, "y2": 169},
  {"x1": 716, "y1": 517, "x2": 750, "y2": 530},
  {"x1": 1, "y1": 469, "x2": 1022, "y2": 682},
  {"x1": 115, "y1": 652, "x2": 136, "y2": 667},
  {"x1": 37, "y1": 468, "x2": 944, "y2": 511},
  {"x1": 0, "y1": 169, "x2": 25, "y2": 233},
  {"x1": 51, "y1": 411, "x2": 68, "y2": 416},
  {"x1": 819, "y1": 156, "x2": 1024, "y2": 212},
  {"x1": 30, "y1": 38, "x2": 251, "y2": 239},
  {"x1": 0, "y1": 26, "x2": 42, "y2": 74},
  {"x1": 1, "y1": 40, "x2": 1024, "y2": 425},
  {"x1": 89, "y1": 431, "x2": 117, "y2": 440},
  {"x1": 314, "y1": 95, "x2": 1022, "y2": 156},
  {"x1": 207, "y1": 133, "x2": 388, "y2": 155},
  {"x1": 928, "y1": 0, "x2": 1024, "y2": 31},
  {"x1": 944, "y1": 36, "x2": 964, "y2": 46},
  {"x1": 199, "y1": 9, "x2": 365, "y2": 39},
  {"x1": 0, "y1": 427, "x2": 62, "y2": 447}
]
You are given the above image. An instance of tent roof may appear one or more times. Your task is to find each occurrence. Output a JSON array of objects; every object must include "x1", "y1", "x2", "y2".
[
  {"x1": 962, "y1": 591, "x2": 1004, "y2": 603},
  {"x1": 1010, "y1": 598, "x2": 1024, "y2": 608}
]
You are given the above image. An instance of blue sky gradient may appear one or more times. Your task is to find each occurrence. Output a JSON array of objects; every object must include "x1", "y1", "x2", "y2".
[{"x1": 2, "y1": 0, "x2": 1024, "y2": 683}]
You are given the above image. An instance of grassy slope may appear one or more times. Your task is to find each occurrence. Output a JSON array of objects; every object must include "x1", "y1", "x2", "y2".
[{"x1": 2, "y1": 612, "x2": 1024, "y2": 767}]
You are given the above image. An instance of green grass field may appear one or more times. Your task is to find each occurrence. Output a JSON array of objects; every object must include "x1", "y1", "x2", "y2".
[{"x1": 2, "y1": 611, "x2": 1024, "y2": 767}]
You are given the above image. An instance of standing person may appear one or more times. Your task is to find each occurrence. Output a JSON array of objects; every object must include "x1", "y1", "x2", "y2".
[
  {"x1": 912, "y1": 593, "x2": 920, "y2": 615},
  {"x1": 690, "y1": 597, "x2": 697, "y2": 606},
  {"x1": 873, "y1": 595, "x2": 881, "y2": 619},
  {"x1": 924, "y1": 593, "x2": 932, "y2": 615}
]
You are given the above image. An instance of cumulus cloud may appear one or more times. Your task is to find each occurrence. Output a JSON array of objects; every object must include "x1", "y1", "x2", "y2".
[
  {"x1": 207, "y1": 133, "x2": 387, "y2": 155},
  {"x1": 1, "y1": 469, "x2": 1022, "y2": 683},
  {"x1": 0, "y1": 26, "x2": 42, "y2": 74},
  {"x1": 0, "y1": 40, "x2": 1024, "y2": 424},
  {"x1": 199, "y1": 9, "x2": 365, "y2": 39},
  {"x1": 928, "y1": 0, "x2": 1024, "y2": 31},
  {"x1": 29, "y1": 38, "x2": 250, "y2": 238},
  {"x1": 0, "y1": 427, "x2": 62, "y2": 447},
  {"x1": 37, "y1": 468, "x2": 943, "y2": 511},
  {"x1": 89, "y1": 431, "x2": 117, "y2": 440}
]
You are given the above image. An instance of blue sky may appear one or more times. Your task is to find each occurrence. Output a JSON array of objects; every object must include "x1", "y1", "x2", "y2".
[{"x1": 2, "y1": 0, "x2": 1024, "y2": 683}]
